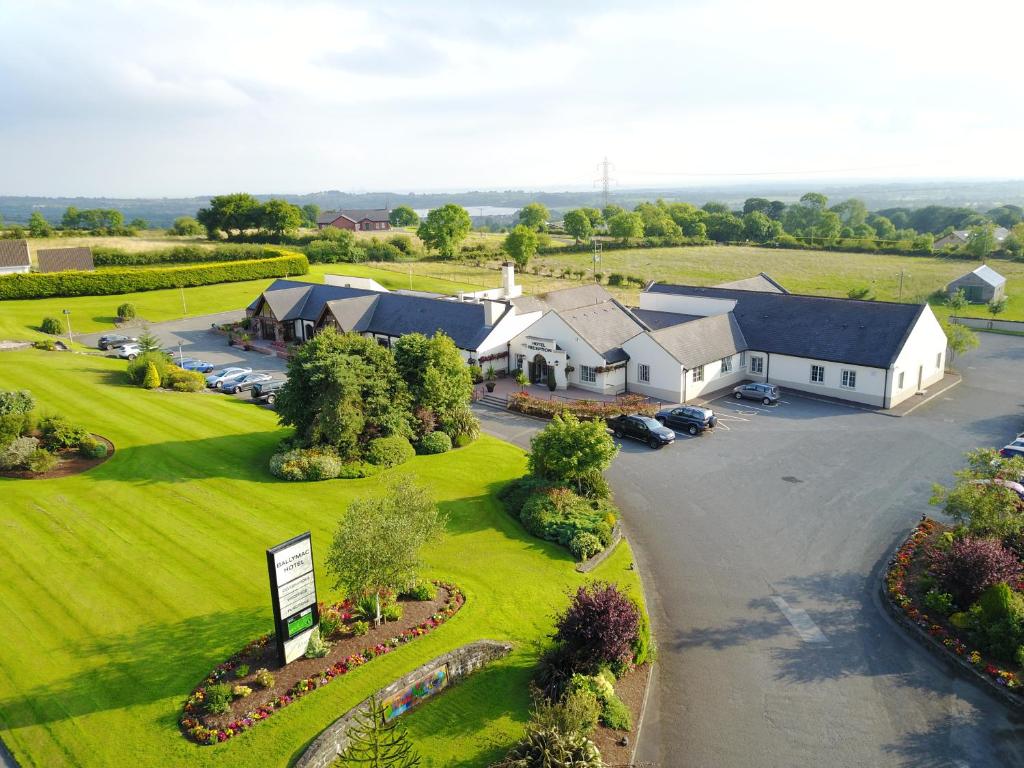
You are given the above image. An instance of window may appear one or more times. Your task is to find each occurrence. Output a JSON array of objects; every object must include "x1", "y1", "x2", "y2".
[
  {"x1": 581, "y1": 365, "x2": 596, "y2": 383},
  {"x1": 936, "y1": 353, "x2": 942, "y2": 369},
  {"x1": 750, "y1": 356, "x2": 764, "y2": 374},
  {"x1": 692, "y1": 365, "x2": 704, "y2": 383},
  {"x1": 898, "y1": 371, "x2": 905, "y2": 389},
  {"x1": 721, "y1": 357, "x2": 732, "y2": 374},
  {"x1": 810, "y1": 364, "x2": 825, "y2": 383},
  {"x1": 841, "y1": 369, "x2": 857, "y2": 389},
  {"x1": 740, "y1": 352, "x2": 746, "y2": 368},
  {"x1": 638, "y1": 363, "x2": 650, "y2": 383},
  {"x1": 377, "y1": 336, "x2": 390, "y2": 348}
]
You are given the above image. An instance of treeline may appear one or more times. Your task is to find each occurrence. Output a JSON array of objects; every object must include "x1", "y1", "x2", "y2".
[{"x1": 0, "y1": 207, "x2": 150, "y2": 239}]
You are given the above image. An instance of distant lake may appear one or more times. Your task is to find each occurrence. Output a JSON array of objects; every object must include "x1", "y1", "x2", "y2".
[{"x1": 414, "y1": 206, "x2": 518, "y2": 217}]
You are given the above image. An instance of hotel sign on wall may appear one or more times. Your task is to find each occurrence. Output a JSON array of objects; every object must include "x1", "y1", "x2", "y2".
[
  {"x1": 525, "y1": 337, "x2": 555, "y2": 352},
  {"x1": 267, "y1": 532, "x2": 320, "y2": 665}
]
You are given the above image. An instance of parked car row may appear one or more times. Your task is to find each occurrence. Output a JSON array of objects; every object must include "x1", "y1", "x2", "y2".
[{"x1": 999, "y1": 435, "x2": 1024, "y2": 459}]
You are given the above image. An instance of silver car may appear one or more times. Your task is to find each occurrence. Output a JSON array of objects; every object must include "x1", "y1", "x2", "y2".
[
  {"x1": 732, "y1": 382, "x2": 780, "y2": 405},
  {"x1": 205, "y1": 366, "x2": 252, "y2": 389}
]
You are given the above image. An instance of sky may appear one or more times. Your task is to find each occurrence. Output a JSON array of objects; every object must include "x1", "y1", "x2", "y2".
[{"x1": 2, "y1": 0, "x2": 1023, "y2": 197}]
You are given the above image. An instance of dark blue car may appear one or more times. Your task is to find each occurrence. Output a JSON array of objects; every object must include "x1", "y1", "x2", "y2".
[{"x1": 180, "y1": 359, "x2": 215, "y2": 373}]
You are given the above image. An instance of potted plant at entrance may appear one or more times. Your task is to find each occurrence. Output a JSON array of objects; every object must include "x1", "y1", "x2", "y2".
[
  {"x1": 546, "y1": 366, "x2": 557, "y2": 392},
  {"x1": 485, "y1": 365, "x2": 497, "y2": 393},
  {"x1": 515, "y1": 370, "x2": 528, "y2": 391}
]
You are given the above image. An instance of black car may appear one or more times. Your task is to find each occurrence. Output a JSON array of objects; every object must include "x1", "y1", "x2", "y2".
[
  {"x1": 250, "y1": 378, "x2": 285, "y2": 406},
  {"x1": 732, "y1": 382, "x2": 780, "y2": 405},
  {"x1": 607, "y1": 414, "x2": 675, "y2": 449},
  {"x1": 97, "y1": 334, "x2": 138, "y2": 350},
  {"x1": 655, "y1": 405, "x2": 717, "y2": 435}
]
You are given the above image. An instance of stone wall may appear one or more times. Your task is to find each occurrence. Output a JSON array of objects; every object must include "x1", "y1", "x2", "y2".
[{"x1": 295, "y1": 639, "x2": 513, "y2": 768}]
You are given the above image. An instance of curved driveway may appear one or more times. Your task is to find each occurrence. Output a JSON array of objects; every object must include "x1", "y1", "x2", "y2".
[{"x1": 479, "y1": 333, "x2": 1024, "y2": 767}]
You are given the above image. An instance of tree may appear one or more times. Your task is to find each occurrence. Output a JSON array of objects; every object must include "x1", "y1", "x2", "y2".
[
  {"x1": 579, "y1": 207, "x2": 603, "y2": 228},
  {"x1": 607, "y1": 211, "x2": 644, "y2": 244},
  {"x1": 743, "y1": 211, "x2": 781, "y2": 243},
  {"x1": 325, "y1": 477, "x2": 445, "y2": 624},
  {"x1": 987, "y1": 204, "x2": 1024, "y2": 229},
  {"x1": 527, "y1": 412, "x2": 618, "y2": 492},
  {"x1": 554, "y1": 581, "x2": 640, "y2": 669},
  {"x1": 196, "y1": 193, "x2": 260, "y2": 239},
  {"x1": 142, "y1": 362, "x2": 161, "y2": 389},
  {"x1": 416, "y1": 204, "x2": 471, "y2": 259},
  {"x1": 169, "y1": 216, "x2": 204, "y2": 236},
  {"x1": 258, "y1": 199, "x2": 303, "y2": 237},
  {"x1": 634, "y1": 202, "x2": 681, "y2": 238},
  {"x1": 931, "y1": 536, "x2": 1023, "y2": 607},
  {"x1": 942, "y1": 320, "x2": 978, "y2": 369},
  {"x1": 137, "y1": 327, "x2": 161, "y2": 353},
  {"x1": 61, "y1": 206, "x2": 80, "y2": 229},
  {"x1": 701, "y1": 201, "x2": 731, "y2": 215},
  {"x1": 276, "y1": 328, "x2": 411, "y2": 458},
  {"x1": 129, "y1": 218, "x2": 149, "y2": 230},
  {"x1": 562, "y1": 210, "x2": 593, "y2": 244},
  {"x1": 988, "y1": 297, "x2": 1008, "y2": 319},
  {"x1": 931, "y1": 449, "x2": 1024, "y2": 539},
  {"x1": 393, "y1": 332, "x2": 472, "y2": 426},
  {"x1": 946, "y1": 288, "x2": 968, "y2": 318},
  {"x1": 869, "y1": 215, "x2": 896, "y2": 241},
  {"x1": 28, "y1": 212, "x2": 52, "y2": 238},
  {"x1": 503, "y1": 225, "x2": 539, "y2": 269},
  {"x1": 601, "y1": 204, "x2": 624, "y2": 222},
  {"x1": 830, "y1": 198, "x2": 868, "y2": 228},
  {"x1": 965, "y1": 224, "x2": 997, "y2": 259},
  {"x1": 389, "y1": 206, "x2": 418, "y2": 227},
  {"x1": 517, "y1": 202, "x2": 549, "y2": 231},
  {"x1": 337, "y1": 695, "x2": 421, "y2": 768},
  {"x1": 743, "y1": 197, "x2": 772, "y2": 215},
  {"x1": 704, "y1": 212, "x2": 744, "y2": 242},
  {"x1": 300, "y1": 203, "x2": 321, "y2": 228},
  {"x1": 799, "y1": 192, "x2": 828, "y2": 210}
]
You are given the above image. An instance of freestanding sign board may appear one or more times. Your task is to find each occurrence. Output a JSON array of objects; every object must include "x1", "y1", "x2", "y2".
[{"x1": 267, "y1": 532, "x2": 319, "y2": 665}]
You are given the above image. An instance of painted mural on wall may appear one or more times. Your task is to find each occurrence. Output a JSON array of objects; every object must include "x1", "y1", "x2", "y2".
[{"x1": 382, "y1": 664, "x2": 449, "y2": 722}]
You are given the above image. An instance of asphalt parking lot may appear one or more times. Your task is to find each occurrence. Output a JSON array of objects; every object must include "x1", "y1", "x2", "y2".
[{"x1": 476, "y1": 332, "x2": 1024, "y2": 768}]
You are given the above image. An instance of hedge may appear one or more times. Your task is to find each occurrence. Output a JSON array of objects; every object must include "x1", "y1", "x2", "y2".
[
  {"x1": 507, "y1": 392, "x2": 657, "y2": 421},
  {"x1": 0, "y1": 253, "x2": 309, "y2": 300},
  {"x1": 92, "y1": 244, "x2": 274, "y2": 266}
]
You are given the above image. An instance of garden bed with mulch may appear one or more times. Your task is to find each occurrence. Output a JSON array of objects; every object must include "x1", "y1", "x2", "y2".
[
  {"x1": 0, "y1": 433, "x2": 114, "y2": 479},
  {"x1": 590, "y1": 662, "x2": 650, "y2": 764},
  {"x1": 884, "y1": 518, "x2": 1024, "y2": 700},
  {"x1": 180, "y1": 583, "x2": 463, "y2": 745}
]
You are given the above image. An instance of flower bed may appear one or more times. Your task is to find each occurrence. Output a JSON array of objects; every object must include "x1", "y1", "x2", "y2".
[
  {"x1": 508, "y1": 392, "x2": 657, "y2": 421},
  {"x1": 885, "y1": 519, "x2": 1023, "y2": 696},
  {"x1": 179, "y1": 582, "x2": 464, "y2": 745}
]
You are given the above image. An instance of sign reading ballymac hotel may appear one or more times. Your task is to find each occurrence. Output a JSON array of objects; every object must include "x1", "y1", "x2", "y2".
[{"x1": 267, "y1": 532, "x2": 319, "y2": 665}]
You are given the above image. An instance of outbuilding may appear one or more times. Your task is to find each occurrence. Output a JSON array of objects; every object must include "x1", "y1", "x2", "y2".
[
  {"x1": 0, "y1": 240, "x2": 31, "y2": 274},
  {"x1": 945, "y1": 265, "x2": 1006, "y2": 304},
  {"x1": 36, "y1": 246, "x2": 95, "y2": 273}
]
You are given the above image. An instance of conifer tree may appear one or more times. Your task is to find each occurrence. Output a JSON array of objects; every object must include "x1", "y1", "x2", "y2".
[{"x1": 337, "y1": 695, "x2": 421, "y2": 768}]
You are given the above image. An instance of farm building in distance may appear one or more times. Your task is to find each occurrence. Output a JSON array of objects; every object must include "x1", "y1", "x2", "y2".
[
  {"x1": 0, "y1": 240, "x2": 31, "y2": 274},
  {"x1": 945, "y1": 265, "x2": 1006, "y2": 303},
  {"x1": 934, "y1": 227, "x2": 1009, "y2": 250},
  {"x1": 36, "y1": 246, "x2": 95, "y2": 273},
  {"x1": 316, "y1": 209, "x2": 391, "y2": 232}
]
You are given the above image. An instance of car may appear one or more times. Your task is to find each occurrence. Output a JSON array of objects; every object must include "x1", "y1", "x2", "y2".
[
  {"x1": 732, "y1": 382, "x2": 780, "y2": 405},
  {"x1": 607, "y1": 414, "x2": 675, "y2": 449},
  {"x1": 655, "y1": 405, "x2": 717, "y2": 435},
  {"x1": 205, "y1": 366, "x2": 252, "y2": 389},
  {"x1": 251, "y1": 378, "x2": 285, "y2": 406},
  {"x1": 1000, "y1": 443, "x2": 1024, "y2": 459},
  {"x1": 221, "y1": 372, "x2": 272, "y2": 394},
  {"x1": 98, "y1": 334, "x2": 138, "y2": 350},
  {"x1": 113, "y1": 343, "x2": 142, "y2": 360},
  {"x1": 179, "y1": 359, "x2": 215, "y2": 373}
]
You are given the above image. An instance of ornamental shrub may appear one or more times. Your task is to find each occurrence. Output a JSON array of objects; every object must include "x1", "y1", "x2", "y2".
[
  {"x1": 39, "y1": 414, "x2": 89, "y2": 450},
  {"x1": 554, "y1": 581, "x2": 640, "y2": 670},
  {"x1": 336, "y1": 461, "x2": 378, "y2": 479},
  {"x1": 498, "y1": 476, "x2": 555, "y2": 519},
  {"x1": 32, "y1": 339, "x2": 57, "y2": 350},
  {"x1": 922, "y1": 589, "x2": 955, "y2": 617},
  {"x1": 971, "y1": 582, "x2": 1024, "y2": 660},
  {"x1": 40, "y1": 317, "x2": 62, "y2": 335},
  {"x1": 235, "y1": 664, "x2": 250, "y2": 678},
  {"x1": 600, "y1": 693, "x2": 632, "y2": 731},
  {"x1": 78, "y1": 437, "x2": 108, "y2": 459},
  {"x1": 116, "y1": 302, "x2": 136, "y2": 320},
  {"x1": 570, "y1": 532, "x2": 603, "y2": 561},
  {"x1": 439, "y1": 404, "x2": 480, "y2": 445},
  {"x1": 366, "y1": 435, "x2": 415, "y2": 468},
  {"x1": 0, "y1": 436, "x2": 39, "y2": 470},
  {"x1": 126, "y1": 351, "x2": 172, "y2": 386},
  {"x1": 632, "y1": 600, "x2": 655, "y2": 666},
  {"x1": 319, "y1": 609, "x2": 343, "y2": 639},
  {"x1": 164, "y1": 366, "x2": 205, "y2": 392},
  {"x1": 417, "y1": 431, "x2": 451, "y2": 455},
  {"x1": 269, "y1": 447, "x2": 343, "y2": 481},
  {"x1": 932, "y1": 536, "x2": 1023, "y2": 606},
  {"x1": 204, "y1": 684, "x2": 232, "y2": 715},
  {"x1": 0, "y1": 390, "x2": 35, "y2": 445},
  {"x1": 351, "y1": 620, "x2": 370, "y2": 636},
  {"x1": 542, "y1": 685, "x2": 601, "y2": 737},
  {"x1": 399, "y1": 582, "x2": 436, "y2": 602},
  {"x1": 254, "y1": 668, "x2": 275, "y2": 688},
  {"x1": 142, "y1": 362, "x2": 161, "y2": 389},
  {"x1": 26, "y1": 448, "x2": 58, "y2": 474},
  {"x1": 382, "y1": 601, "x2": 403, "y2": 622},
  {"x1": 534, "y1": 643, "x2": 578, "y2": 700},
  {"x1": 363, "y1": 239, "x2": 402, "y2": 262},
  {"x1": 303, "y1": 627, "x2": 329, "y2": 659},
  {"x1": 232, "y1": 685, "x2": 252, "y2": 698},
  {"x1": 492, "y1": 722, "x2": 602, "y2": 768}
]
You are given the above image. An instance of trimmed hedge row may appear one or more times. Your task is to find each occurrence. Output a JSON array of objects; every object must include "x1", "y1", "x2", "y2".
[
  {"x1": 0, "y1": 253, "x2": 309, "y2": 300},
  {"x1": 93, "y1": 244, "x2": 273, "y2": 266}
]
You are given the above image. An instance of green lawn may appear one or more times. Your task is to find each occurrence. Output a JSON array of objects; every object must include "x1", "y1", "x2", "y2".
[
  {"x1": 0, "y1": 350, "x2": 643, "y2": 768},
  {"x1": 0, "y1": 264, "x2": 484, "y2": 342}
]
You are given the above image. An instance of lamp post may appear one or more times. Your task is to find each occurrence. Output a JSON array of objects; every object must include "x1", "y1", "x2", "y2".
[{"x1": 62, "y1": 309, "x2": 73, "y2": 342}]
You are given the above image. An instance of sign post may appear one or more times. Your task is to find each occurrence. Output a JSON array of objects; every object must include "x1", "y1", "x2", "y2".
[{"x1": 267, "y1": 532, "x2": 319, "y2": 666}]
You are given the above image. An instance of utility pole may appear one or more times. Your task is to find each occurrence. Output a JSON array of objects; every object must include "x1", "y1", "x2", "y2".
[
  {"x1": 592, "y1": 238, "x2": 602, "y2": 280},
  {"x1": 594, "y1": 156, "x2": 615, "y2": 210},
  {"x1": 180, "y1": 286, "x2": 188, "y2": 315},
  {"x1": 898, "y1": 270, "x2": 906, "y2": 302},
  {"x1": 62, "y1": 309, "x2": 73, "y2": 342}
]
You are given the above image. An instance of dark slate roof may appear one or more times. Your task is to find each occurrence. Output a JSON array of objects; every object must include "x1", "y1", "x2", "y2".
[
  {"x1": 645, "y1": 283, "x2": 926, "y2": 368},
  {"x1": 649, "y1": 313, "x2": 747, "y2": 369},
  {"x1": 36, "y1": 246, "x2": 95, "y2": 272},
  {"x1": 558, "y1": 300, "x2": 646, "y2": 363},
  {"x1": 0, "y1": 239, "x2": 30, "y2": 268},
  {"x1": 512, "y1": 284, "x2": 612, "y2": 314},
  {"x1": 632, "y1": 308, "x2": 701, "y2": 330},
  {"x1": 317, "y1": 208, "x2": 391, "y2": 225},
  {"x1": 253, "y1": 279, "x2": 500, "y2": 350},
  {"x1": 714, "y1": 272, "x2": 787, "y2": 294}
]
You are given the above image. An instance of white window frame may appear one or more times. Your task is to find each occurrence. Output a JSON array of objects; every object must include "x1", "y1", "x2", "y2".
[
  {"x1": 580, "y1": 365, "x2": 596, "y2": 384},
  {"x1": 638, "y1": 363, "x2": 650, "y2": 383},
  {"x1": 810, "y1": 364, "x2": 825, "y2": 384},
  {"x1": 721, "y1": 356, "x2": 732, "y2": 374},
  {"x1": 692, "y1": 365, "x2": 704, "y2": 383},
  {"x1": 750, "y1": 356, "x2": 764, "y2": 374},
  {"x1": 841, "y1": 369, "x2": 856, "y2": 389}
]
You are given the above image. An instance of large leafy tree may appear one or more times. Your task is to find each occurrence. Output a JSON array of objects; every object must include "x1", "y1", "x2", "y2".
[
  {"x1": 301, "y1": 203, "x2": 320, "y2": 227},
  {"x1": 393, "y1": 332, "x2": 473, "y2": 424},
  {"x1": 325, "y1": 477, "x2": 445, "y2": 623},
  {"x1": 942, "y1": 320, "x2": 978, "y2": 369},
  {"x1": 607, "y1": 211, "x2": 644, "y2": 244},
  {"x1": 169, "y1": 216, "x2": 204, "y2": 236},
  {"x1": 502, "y1": 224, "x2": 539, "y2": 269},
  {"x1": 27, "y1": 212, "x2": 52, "y2": 238},
  {"x1": 276, "y1": 328, "x2": 411, "y2": 457},
  {"x1": 257, "y1": 199, "x2": 303, "y2": 237},
  {"x1": 743, "y1": 211, "x2": 782, "y2": 243},
  {"x1": 517, "y1": 202, "x2": 549, "y2": 231},
  {"x1": 704, "y1": 212, "x2": 744, "y2": 242},
  {"x1": 634, "y1": 202, "x2": 682, "y2": 238},
  {"x1": 337, "y1": 695, "x2": 421, "y2": 768},
  {"x1": 416, "y1": 204, "x2": 471, "y2": 259},
  {"x1": 196, "y1": 193, "x2": 260, "y2": 239},
  {"x1": 528, "y1": 412, "x2": 618, "y2": 492},
  {"x1": 562, "y1": 209, "x2": 593, "y2": 244},
  {"x1": 389, "y1": 205, "x2": 419, "y2": 227},
  {"x1": 965, "y1": 224, "x2": 997, "y2": 258},
  {"x1": 931, "y1": 449, "x2": 1024, "y2": 538}
]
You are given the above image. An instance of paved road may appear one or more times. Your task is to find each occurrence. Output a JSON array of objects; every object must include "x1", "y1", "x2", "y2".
[{"x1": 477, "y1": 333, "x2": 1024, "y2": 768}]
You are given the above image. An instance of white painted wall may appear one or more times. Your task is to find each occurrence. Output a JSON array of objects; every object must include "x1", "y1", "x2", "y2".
[
  {"x1": 889, "y1": 305, "x2": 947, "y2": 406},
  {"x1": 509, "y1": 311, "x2": 622, "y2": 394},
  {"x1": 0, "y1": 265, "x2": 30, "y2": 274},
  {"x1": 474, "y1": 309, "x2": 542, "y2": 371},
  {"x1": 324, "y1": 274, "x2": 387, "y2": 292},
  {"x1": 747, "y1": 351, "x2": 888, "y2": 406},
  {"x1": 639, "y1": 292, "x2": 736, "y2": 317},
  {"x1": 621, "y1": 333, "x2": 684, "y2": 402},
  {"x1": 685, "y1": 352, "x2": 748, "y2": 400}
]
